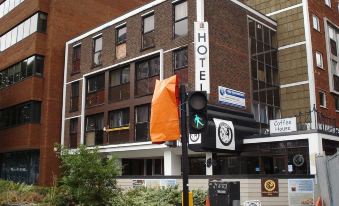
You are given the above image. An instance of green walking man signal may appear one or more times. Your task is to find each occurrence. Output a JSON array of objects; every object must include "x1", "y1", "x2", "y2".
[{"x1": 188, "y1": 91, "x2": 207, "y2": 134}]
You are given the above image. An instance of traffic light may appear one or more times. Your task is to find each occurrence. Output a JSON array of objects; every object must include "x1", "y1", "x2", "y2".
[{"x1": 188, "y1": 91, "x2": 208, "y2": 134}]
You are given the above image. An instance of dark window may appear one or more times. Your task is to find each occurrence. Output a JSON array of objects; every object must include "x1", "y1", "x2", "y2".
[
  {"x1": 109, "y1": 108, "x2": 129, "y2": 128},
  {"x1": 174, "y1": 47, "x2": 188, "y2": 70},
  {"x1": 0, "y1": 101, "x2": 41, "y2": 130},
  {"x1": 72, "y1": 45, "x2": 81, "y2": 74},
  {"x1": 173, "y1": 1, "x2": 188, "y2": 38},
  {"x1": 319, "y1": 91, "x2": 326, "y2": 107},
  {"x1": 109, "y1": 66, "x2": 130, "y2": 102},
  {"x1": 86, "y1": 73, "x2": 105, "y2": 107},
  {"x1": 116, "y1": 26, "x2": 127, "y2": 44},
  {"x1": 335, "y1": 96, "x2": 339, "y2": 111},
  {"x1": 37, "y1": 13, "x2": 47, "y2": 32},
  {"x1": 69, "y1": 118, "x2": 78, "y2": 149},
  {"x1": 142, "y1": 14, "x2": 155, "y2": 49},
  {"x1": 135, "y1": 104, "x2": 150, "y2": 142},
  {"x1": 135, "y1": 56, "x2": 160, "y2": 96},
  {"x1": 93, "y1": 36, "x2": 102, "y2": 67},
  {"x1": 70, "y1": 82, "x2": 79, "y2": 112},
  {"x1": 0, "y1": 55, "x2": 44, "y2": 89},
  {"x1": 85, "y1": 113, "x2": 104, "y2": 146}
]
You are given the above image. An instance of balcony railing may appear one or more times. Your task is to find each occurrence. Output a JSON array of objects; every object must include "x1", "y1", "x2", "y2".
[
  {"x1": 109, "y1": 84, "x2": 130, "y2": 103},
  {"x1": 333, "y1": 75, "x2": 339, "y2": 92}
]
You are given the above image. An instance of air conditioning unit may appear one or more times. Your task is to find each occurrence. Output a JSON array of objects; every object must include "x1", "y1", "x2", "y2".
[{"x1": 244, "y1": 200, "x2": 261, "y2": 206}]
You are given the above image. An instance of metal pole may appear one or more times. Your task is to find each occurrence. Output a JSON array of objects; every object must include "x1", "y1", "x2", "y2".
[{"x1": 180, "y1": 85, "x2": 189, "y2": 206}]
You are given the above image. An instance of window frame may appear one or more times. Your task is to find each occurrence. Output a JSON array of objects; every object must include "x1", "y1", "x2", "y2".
[
  {"x1": 109, "y1": 66, "x2": 130, "y2": 87},
  {"x1": 316, "y1": 51, "x2": 324, "y2": 69},
  {"x1": 142, "y1": 13, "x2": 155, "y2": 50},
  {"x1": 335, "y1": 96, "x2": 339, "y2": 112},
  {"x1": 109, "y1": 108, "x2": 130, "y2": 128},
  {"x1": 92, "y1": 35, "x2": 103, "y2": 67},
  {"x1": 173, "y1": 47, "x2": 188, "y2": 70},
  {"x1": 173, "y1": 0, "x2": 188, "y2": 38},
  {"x1": 70, "y1": 81, "x2": 79, "y2": 112},
  {"x1": 319, "y1": 91, "x2": 327, "y2": 108},
  {"x1": 116, "y1": 25, "x2": 127, "y2": 45},
  {"x1": 86, "y1": 73, "x2": 104, "y2": 94},
  {"x1": 312, "y1": 14, "x2": 320, "y2": 32},
  {"x1": 135, "y1": 56, "x2": 160, "y2": 80},
  {"x1": 72, "y1": 44, "x2": 81, "y2": 74}
]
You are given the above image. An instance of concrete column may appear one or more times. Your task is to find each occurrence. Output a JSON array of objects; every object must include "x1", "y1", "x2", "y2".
[
  {"x1": 308, "y1": 134, "x2": 324, "y2": 175},
  {"x1": 206, "y1": 152, "x2": 213, "y2": 175},
  {"x1": 164, "y1": 149, "x2": 181, "y2": 176}
]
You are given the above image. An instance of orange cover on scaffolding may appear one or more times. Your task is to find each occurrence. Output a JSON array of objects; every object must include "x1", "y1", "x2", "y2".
[{"x1": 150, "y1": 75, "x2": 180, "y2": 143}]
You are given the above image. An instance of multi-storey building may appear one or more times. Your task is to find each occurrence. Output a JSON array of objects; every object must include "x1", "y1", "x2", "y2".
[
  {"x1": 0, "y1": 0, "x2": 151, "y2": 185},
  {"x1": 61, "y1": 0, "x2": 339, "y2": 203}
]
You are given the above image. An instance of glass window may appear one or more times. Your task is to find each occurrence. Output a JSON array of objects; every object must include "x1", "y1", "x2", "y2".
[
  {"x1": 29, "y1": 13, "x2": 38, "y2": 34},
  {"x1": 86, "y1": 113, "x2": 103, "y2": 132},
  {"x1": 319, "y1": 91, "x2": 326, "y2": 107},
  {"x1": 0, "y1": 4, "x2": 4, "y2": 18},
  {"x1": 316, "y1": 52, "x2": 323, "y2": 68},
  {"x1": 312, "y1": 15, "x2": 320, "y2": 31},
  {"x1": 5, "y1": 32, "x2": 11, "y2": 49},
  {"x1": 332, "y1": 60, "x2": 338, "y2": 75},
  {"x1": 26, "y1": 56, "x2": 34, "y2": 77},
  {"x1": 17, "y1": 23, "x2": 24, "y2": 42},
  {"x1": 10, "y1": 27, "x2": 17, "y2": 46},
  {"x1": 0, "y1": 36, "x2": 5, "y2": 51},
  {"x1": 136, "y1": 104, "x2": 150, "y2": 123},
  {"x1": 87, "y1": 73, "x2": 104, "y2": 93},
  {"x1": 70, "y1": 82, "x2": 79, "y2": 111},
  {"x1": 37, "y1": 13, "x2": 47, "y2": 32},
  {"x1": 143, "y1": 15, "x2": 154, "y2": 34},
  {"x1": 174, "y1": 1, "x2": 188, "y2": 38},
  {"x1": 136, "y1": 56, "x2": 160, "y2": 80},
  {"x1": 174, "y1": 47, "x2": 188, "y2": 70},
  {"x1": 142, "y1": 14, "x2": 155, "y2": 49},
  {"x1": 335, "y1": 96, "x2": 339, "y2": 111},
  {"x1": 110, "y1": 67, "x2": 129, "y2": 87},
  {"x1": 325, "y1": 0, "x2": 331, "y2": 7},
  {"x1": 93, "y1": 36, "x2": 102, "y2": 66},
  {"x1": 116, "y1": 25, "x2": 127, "y2": 44},
  {"x1": 23, "y1": 18, "x2": 31, "y2": 39},
  {"x1": 72, "y1": 45, "x2": 81, "y2": 73},
  {"x1": 35, "y1": 55, "x2": 44, "y2": 75},
  {"x1": 14, "y1": 63, "x2": 21, "y2": 82},
  {"x1": 109, "y1": 108, "x2": 129, "y2": 128}
]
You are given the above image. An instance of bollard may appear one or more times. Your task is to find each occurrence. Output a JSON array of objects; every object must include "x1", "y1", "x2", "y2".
[{"x1": 182, "y1": 191, "x2": 193, "y2": 206}]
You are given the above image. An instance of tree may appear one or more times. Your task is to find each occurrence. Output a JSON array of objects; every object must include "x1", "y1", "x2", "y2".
[{"x1": 54, "y1": 145, "x2": 120, "y2": 206}]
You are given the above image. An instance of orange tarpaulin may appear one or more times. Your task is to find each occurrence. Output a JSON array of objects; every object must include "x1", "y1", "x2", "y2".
[{"x1": 150, "y1": 75, "x2": 180, "y2": 143}]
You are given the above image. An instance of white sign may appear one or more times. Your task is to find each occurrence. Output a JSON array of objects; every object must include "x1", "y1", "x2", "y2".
[
  {"x1": 189, "y1": 133, "x2": 201, "y2": 144},
  {"x1": 244, "y1": 200, "x2": 261, "y2": 206},
  {"x1": 214, "y1": 118, "x2": 235, "y2": 150},
  {"x1": 194, "y1": 22, "x2": 210, "y2": 94},
  {"x1": 288, "y1": 179, "x2": 314, "y2": 206},
  {"x1": 218, "y1": 86, "x2": 246, "y2": 109},
  {"x1": 270, "y1": 117, "x2": 297, "y2": 134}
]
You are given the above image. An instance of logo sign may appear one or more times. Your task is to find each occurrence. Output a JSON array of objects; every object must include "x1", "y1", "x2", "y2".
[
  {"x1": 214, "y1": 118, "x2": 235, "y2": 150},
  {"x1": 288, "y1": 179, "x2": 314, "y2": 206},
  {"x1": 269, "y1": 117, "x2": 297, "y2": 134},
  {"x1": 244, "y1": 200, "x2": 261, "y2": 206},
  {"x1": 189, "y1": 133, "x2": 201, "y2": 144},
  {"x1": 218, "y1": 86, "x2": 246, "y2": 109},
  {"x1": 261, "y1": 178, "x2": 279, "y2": 197},
  {"x1": 194, "y1": 22, "x2": 210, "y2": 94}
]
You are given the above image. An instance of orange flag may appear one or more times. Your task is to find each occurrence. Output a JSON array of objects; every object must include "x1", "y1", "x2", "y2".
[{"x1": 150, "y1": 75, "x2": 180, "y2": 143}]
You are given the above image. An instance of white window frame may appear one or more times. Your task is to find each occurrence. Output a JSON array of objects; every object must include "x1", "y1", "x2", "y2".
[
  {"x1": 325, "y1": 0, "x2": 331, "y2": 7},
  {"x1": 316, "y1": 52, "x2": 324, "y2": 68},
  {"x1": 312, "y1": 15, "x2": 320, "y2": 31},
  {"x1": 319, "y1": 91, "x2": 327, "y2": 108}
]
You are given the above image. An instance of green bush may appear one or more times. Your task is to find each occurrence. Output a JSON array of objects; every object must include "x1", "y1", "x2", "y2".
[{"x1": 51, "y1": 145, "x2": 121, "y2": 206}]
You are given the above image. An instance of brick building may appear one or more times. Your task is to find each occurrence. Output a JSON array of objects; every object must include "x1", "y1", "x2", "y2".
[
  {"x1": 0, "y1": 0, "x2": 150, "y2": 185},
  {"x1": 61, "y1": 0, "x2": 339, "y2": 203}
]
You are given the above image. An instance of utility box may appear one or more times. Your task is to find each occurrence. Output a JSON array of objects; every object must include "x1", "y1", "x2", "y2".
[{"x1": 208, "y1": 180, "x2": 240, "y2": 206}]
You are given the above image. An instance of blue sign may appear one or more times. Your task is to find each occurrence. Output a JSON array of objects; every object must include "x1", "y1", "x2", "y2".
[{"x1": 218, "y1": 86, "x2": 246, "y2": 109}]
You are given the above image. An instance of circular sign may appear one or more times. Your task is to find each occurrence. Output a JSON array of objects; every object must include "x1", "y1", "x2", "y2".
[
  {"x1": 293, "y1": 154, "x2": 305, "y2": 167},
  {"x1": 189, "y1": 134, "x2": 200, "y2": 142},
  {"x1": 264, "y1": 179, "x2": 276, "y2": 192},
  {"x1": 218, "y1": 122, "x2": 233, "y2": 146}
]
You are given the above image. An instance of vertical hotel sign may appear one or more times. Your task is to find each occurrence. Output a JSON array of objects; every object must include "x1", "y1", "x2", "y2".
[{"x1": 194, "y1": 22, "x2": 210, "y2": 94}]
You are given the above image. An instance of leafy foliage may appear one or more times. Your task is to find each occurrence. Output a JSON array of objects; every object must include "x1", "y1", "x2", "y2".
[{"x1": 52, "y1": 145, "x2": 121, "y2": 206}]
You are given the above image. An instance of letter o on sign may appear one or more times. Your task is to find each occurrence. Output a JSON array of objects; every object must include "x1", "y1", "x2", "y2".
[{"x1": 197, "y1": 45, "x2": 207, "y2": 55}]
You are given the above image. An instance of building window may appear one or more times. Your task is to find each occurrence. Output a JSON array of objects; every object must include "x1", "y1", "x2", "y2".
[
  {"x1": 72, "y1": 45, "x2": 81, "y2": 74},
  {"x1": 109, "y1": 108, "x2": 129, "y2": 128},
  {"x1": 173, "y1": 47, "x2": 188, "y2": 84},
  {"x1": 316, "y1": 52, "x2": 323, "y2": 68},
  {"x1": 332, "y1": 60, "x2": 338, "y2": 76},
  {"x1": 0, "y1": 12, "x2": 47, "y2": 52},
  {"x1": 325, "y1": 0, "x2": 331, "y2": 7},
  {"x1": 70, "y1": 81, "x2": 79, "y2": 112},
  {"x1": 0, "y1": 101, "x2": 41, "y2": 130},
  {"x1": 319, "y1": 91, "x2": 326, "y2": 107},
  {"x1": 0, "y1": 55, "x2": 44, "y2": 89},
  {"x1": 69, "y1": 118, "x2": 78, "y2": 149},
  {"x1": 0, "y1": 0, "x2": 25, "y2": 19},
  {"x1": 173, "y1": 1, "x2": 188, "y2": 38},
  {"x1": 116, "y1": 25, "x2": 127, "y2": 59},
  {"x1": 142, "y1": 14, "x2": 155, "y2": 49},
  {"x1": 86, "y1": 73, "x2": 105, "y2": 107},
  {"x1": 85, "y1": 113, "x2": 104, "y2": 146},
  {"x1": 335, "y1": 96, "x2": 339, "y2": 111},
  {"x1": 109, "y1": 66, "x2": 130, "y2": 102},
  {"x1": 328, "y1": 26, "x2": 337, "y2": 56},
  {"x1": 312, "y1": 15, "x2": 320, "y2": 31},
  {"x1": 135, "y1": 104, "x2": 150, "y2": 142},
  {"x1": 92, "y1": 36, "x2": 102, "y2": 67},
  {"x1": 135, "y1": 56, "x2": 160, "y2": 96}
]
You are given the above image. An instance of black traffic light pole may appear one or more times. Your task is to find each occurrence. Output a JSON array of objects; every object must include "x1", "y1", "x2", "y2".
[{"x1": 180, "y1": 85, "x2": 189, "y2": 206}]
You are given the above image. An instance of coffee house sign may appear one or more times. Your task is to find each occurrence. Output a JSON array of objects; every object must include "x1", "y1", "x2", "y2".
[{"x1": 269, "y1": 117, "x2": 297, "y2": 134}]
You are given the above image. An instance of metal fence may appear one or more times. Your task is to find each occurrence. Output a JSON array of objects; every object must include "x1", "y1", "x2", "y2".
[{"x1": 316, "y1": 150, "x2": 339, "y2": 206}]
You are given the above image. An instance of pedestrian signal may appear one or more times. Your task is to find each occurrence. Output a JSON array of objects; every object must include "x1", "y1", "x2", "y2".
[{"x1": 188, "y1": 91, "x2": 207, "y2": 134}]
